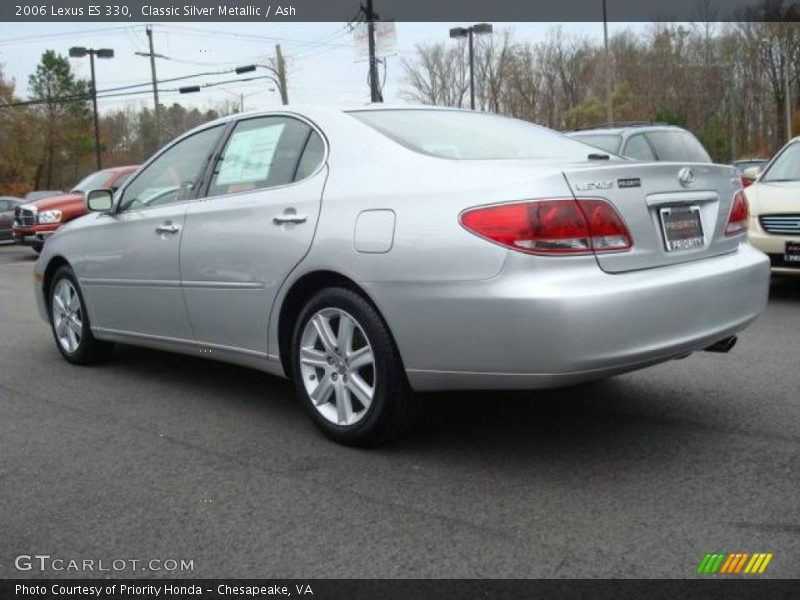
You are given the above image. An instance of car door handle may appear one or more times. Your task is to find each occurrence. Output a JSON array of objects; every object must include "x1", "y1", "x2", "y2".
[
  {"x1": 155, "y1": 224, "x2": 181, "y2": 234},
  {"x1": 273, "y1": 214, "x2": 308, "y2": 225}
]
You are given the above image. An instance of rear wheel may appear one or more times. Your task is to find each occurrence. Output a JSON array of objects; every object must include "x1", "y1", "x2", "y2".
[
  {"x1": 291, "y1": 287, "x2": 417, "y2": 446},
  {"x1": 49, "y1": 266, "x2": 114, "y2": 364}
]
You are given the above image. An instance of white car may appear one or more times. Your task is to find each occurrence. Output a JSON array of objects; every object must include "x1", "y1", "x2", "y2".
[{"x1": 745, "y1": 138, "x2": 800, "y2": 274}]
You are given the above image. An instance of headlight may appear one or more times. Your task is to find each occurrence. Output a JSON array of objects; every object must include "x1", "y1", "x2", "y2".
[{"x1": 38, "y1": 210, "x2": 62, "y2": 224}]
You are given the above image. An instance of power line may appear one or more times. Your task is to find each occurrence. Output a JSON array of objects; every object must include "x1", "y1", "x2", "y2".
[{"x1": 0, "y1": 26, "x2": 136, "y2": 47}]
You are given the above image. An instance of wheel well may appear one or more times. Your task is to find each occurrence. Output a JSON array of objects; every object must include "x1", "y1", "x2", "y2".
[
  {"x1": 42, "y1": 256, "x2": 70, "y2": 306},
  {"x1": 277, "y1": 270, "x2": 389, "y2": 379}
]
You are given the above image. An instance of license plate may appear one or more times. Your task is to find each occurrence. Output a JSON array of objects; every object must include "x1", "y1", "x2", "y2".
[
  {"x1": 786, "y1": 241, "x2": 800, "y2": 262},
  {"x1": 659, "y1": 206, "x2": 704, "y2": 252}
]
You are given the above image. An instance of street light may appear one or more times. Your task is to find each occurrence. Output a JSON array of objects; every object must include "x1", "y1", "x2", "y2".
[
  {"x1": 449, "y1": 23, "x2": 493, "y2": 110},
  {"x1": 235, "y1": 64, "x2": 288, "y2": 105},
  {"x1": 69, "y1": 46, "x2": 114, "y2": 170}
]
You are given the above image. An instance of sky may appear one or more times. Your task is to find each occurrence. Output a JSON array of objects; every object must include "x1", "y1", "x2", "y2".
[{"x1": 0, "y1": 21, "x2": 643, "y2": 114}]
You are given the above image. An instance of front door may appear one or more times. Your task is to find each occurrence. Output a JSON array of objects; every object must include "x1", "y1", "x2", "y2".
[
  {"x1": 180, "y1": 115, "x2": 327, "y2": 354},
  {"x1": 77, "y1": 125, "x2": 225, "y2": 340}
]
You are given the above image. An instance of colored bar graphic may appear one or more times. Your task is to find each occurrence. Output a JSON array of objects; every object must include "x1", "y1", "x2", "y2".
[{"x1": 698, "y1": 552, "x2": 773, "y2": 575}]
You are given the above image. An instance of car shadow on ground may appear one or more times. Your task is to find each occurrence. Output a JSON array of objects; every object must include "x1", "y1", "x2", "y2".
[
  {"x1": 769, "y1": 274, "x2": 800, "y2": 302},
  {"x1": 109, "y1": 343, "x2": 713, "y2": 462}
]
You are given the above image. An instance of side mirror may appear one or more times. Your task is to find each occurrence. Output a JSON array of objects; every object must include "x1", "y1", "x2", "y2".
[
  {"x1": 741, "y1": 166, "x2": 761, "y2": 187},
  {"x1": 86, "y1": 188, "x2": 114, "y2": 212}
]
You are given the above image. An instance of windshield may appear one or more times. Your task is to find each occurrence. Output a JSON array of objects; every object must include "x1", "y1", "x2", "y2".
[
  {"x1": 762, "y1": 143, "x2": 800, "y2": 182},
  {"x1": 71, "y1": 170, "x2": 111, "y2": 193},
  {"x1": 570, "y1": 134, "x2": 622, "y2": 155},
  {"x1": 645, "y1": 130, "x2": 711, "y2": 163},
  {"x1": 349, "y1": 109, "x2": 595, "y2": 160}
]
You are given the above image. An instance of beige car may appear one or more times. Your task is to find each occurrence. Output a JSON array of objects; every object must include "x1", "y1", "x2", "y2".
[{"x1": 745, "y1": 138, "x2": 800, "y2": 274}]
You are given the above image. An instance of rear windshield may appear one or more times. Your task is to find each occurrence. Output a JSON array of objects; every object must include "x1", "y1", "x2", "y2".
[
  {"x1": 645, "y1": 130, "x2": 711, "y2": 163},
  {"x1": 570, "y1": 134, "x2": 622, "y2": 155},
  {"x1": 349, "y1": 109, "x2": 593, "y2": 160}
]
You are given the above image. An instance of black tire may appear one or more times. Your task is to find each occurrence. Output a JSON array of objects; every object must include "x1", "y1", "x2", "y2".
[
  {"x1": 32, "y1": 244, "x2": 43, "y2": 254},
  {"x1": 290, "y1": 287, "x2": 418, "y2": 447},
  {"x1": 48, "y1": 265, "x2": 114, "y2": 365}
]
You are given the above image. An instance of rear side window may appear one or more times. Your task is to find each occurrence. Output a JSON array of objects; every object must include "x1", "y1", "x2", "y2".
[
  {"x1": 623, "y1": 135, "x2": 656, "y2": 161},
  {"x1": 350, "y1": 109, "x2": 591, "y2": 160},
  {"x1": 208, "y1": 116, "x2": 311, "y2": 197},
  {"x1": 571, "y1": 134, "x2": 622, "y2": 155},
  {"x1": 294, "y1": 132, "x2": 325, "y2": 181},
  {"x1": 644, "y1": 130, "x2": 711, "y2": 163}
]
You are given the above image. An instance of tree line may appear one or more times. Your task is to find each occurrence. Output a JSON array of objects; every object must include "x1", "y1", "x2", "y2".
[
  {"x1": 401, "y1": 3, "x2": 800, "y2": 162},
  {"x1": 0, "y1": 51, "x2": 235, "y2": 196}
]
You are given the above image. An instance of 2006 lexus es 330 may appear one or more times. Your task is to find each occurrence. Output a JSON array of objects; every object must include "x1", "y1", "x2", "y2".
[{"x1": 33, "y1": 106, "x2": 770, "y2": 446}]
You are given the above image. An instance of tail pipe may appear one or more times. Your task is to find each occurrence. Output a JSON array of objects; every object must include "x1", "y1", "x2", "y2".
[{"x1": 704, "y1": 336, "x2": 737, "y2": 353}]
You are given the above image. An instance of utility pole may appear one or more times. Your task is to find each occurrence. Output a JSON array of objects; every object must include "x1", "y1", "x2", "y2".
[
  {"x1": 602, "y1": 0, "x2": 613, "y2": 125},
  {"x1": 135, "y1": 26, "x2": 166, "y2": 146},
  {"x1": 275, "y1": 44, "x2": 289, "y2": 105},
  {"x1": 146, "y1": 26, "x2": 161, "y2": 145},
  {"x1": 785, "y1": 51, "x2": 793, "y2": 142},
  {"x1": 364, "y1": 0, "x2": 382, "y2": 103}
]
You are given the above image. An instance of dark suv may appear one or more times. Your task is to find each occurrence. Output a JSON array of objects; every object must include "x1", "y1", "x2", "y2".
[{"x1": 567, "y1": 123, "x2": 712, "y2": 163}]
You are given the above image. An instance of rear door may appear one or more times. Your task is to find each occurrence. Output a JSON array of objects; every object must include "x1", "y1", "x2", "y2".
[
  {"x1": 563, "y1": 162, "x2": 742, "y2": 273},
  {"x1": 180, "y1": 115, "x2": 327, "y2": 354}
]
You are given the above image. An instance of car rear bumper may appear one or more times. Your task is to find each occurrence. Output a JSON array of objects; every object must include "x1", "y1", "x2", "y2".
[{"x1": 365, "y1": 243, "x2": 770, "y2": 391}]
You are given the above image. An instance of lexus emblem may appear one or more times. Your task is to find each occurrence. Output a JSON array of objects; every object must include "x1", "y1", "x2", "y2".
[{"x1": 678, "y1": 167, "x2": 695, "y2": 187}]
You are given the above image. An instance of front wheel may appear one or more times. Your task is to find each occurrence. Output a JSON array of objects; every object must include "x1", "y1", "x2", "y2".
[
  {"x1": 49, "y1": 266, "x2": 114, "y2": 364},
  {"x1": 291, "y1": 287, "x2": 418, "y2": 447}
]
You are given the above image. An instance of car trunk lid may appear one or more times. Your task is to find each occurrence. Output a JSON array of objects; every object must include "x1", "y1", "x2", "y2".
[{"x1": 562, "y1": 161, "x2": 742, "y2": 273}]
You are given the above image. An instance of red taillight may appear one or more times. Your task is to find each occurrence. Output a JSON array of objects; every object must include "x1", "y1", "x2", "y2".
[
  {"x1": 460, "y1": 199, "x2": 632, "y2": 255},
  {"x1": 725, "y1": 190, "x2": 749, "y2": 236}
]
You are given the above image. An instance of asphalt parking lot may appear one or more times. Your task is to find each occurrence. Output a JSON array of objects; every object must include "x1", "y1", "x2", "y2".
[{"x1": 1, "y1": 241, "x2": 799, "y2": 579}]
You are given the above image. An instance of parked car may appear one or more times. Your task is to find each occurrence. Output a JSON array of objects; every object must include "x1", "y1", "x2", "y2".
[
  {"x1": 567, "y1": 123, "x2": 712, "y2": 163},
  {"x1": 24, "y1": 191, "x2": 63, "y2": 202},
  {"x1": 0, "y1": 196, "x2": 24, "y2": 241},
  {"x1": 14, "y1": 166, "x2": 138, "y2": 253},
  {"x1": 732, "y1": 158, "x2": 768, "y2": 187},
  {"x1": 34, "y1": 107, "x2": 769, "y2": 446},
  {"x1": 744, "y1": 138, "x2": 800, "y2": 274}
]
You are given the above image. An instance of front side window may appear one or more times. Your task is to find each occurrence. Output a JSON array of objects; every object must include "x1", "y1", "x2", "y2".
[
  {"x1": 761, "y1": 143, "x2": 800, "y2": 182},
  {"x1": 623, "y1": 135, "x2": 656, "y2": 161},
  {"x1": 208, "y1": 116, "x2": 314, "y2": 197},
  {"x1": 118, "y1": 125, "x2": 224, "y2": 212},
  {"x1": 644, "y1": 130, "x2": 711, "y2": 163},
  {"x1": 349, "y1": 109, "x2": 592, "y2": 160}
]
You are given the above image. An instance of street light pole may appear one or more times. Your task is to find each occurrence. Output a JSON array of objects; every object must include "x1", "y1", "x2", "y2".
[
  {"x1": 69, "y1": 46, "x2": 113, "y2": 170},
  {"x1": 88, "y1": 51, "x2": 101, "y2": 170},
  {"x1": 449, "y1": 23, "x2": 493, "y2": 110}
]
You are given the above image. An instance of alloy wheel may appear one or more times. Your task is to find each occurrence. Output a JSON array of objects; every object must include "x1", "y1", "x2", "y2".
[
  {"x1": 52, "y1": 279, "x2": 83, "y2": 353},
  {"x1": 299, "y1": 308, "x2": 376, "y2": 426}
]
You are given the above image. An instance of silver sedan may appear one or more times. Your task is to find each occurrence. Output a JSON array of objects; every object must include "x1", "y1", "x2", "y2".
[{"x1": 33, "y1": 106, "x2": 770, "y2": 446}]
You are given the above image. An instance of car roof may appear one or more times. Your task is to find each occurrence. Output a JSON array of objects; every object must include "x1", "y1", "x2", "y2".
[{"x1": 569, "y1": 124, "x2": 689, "y2": 136}]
